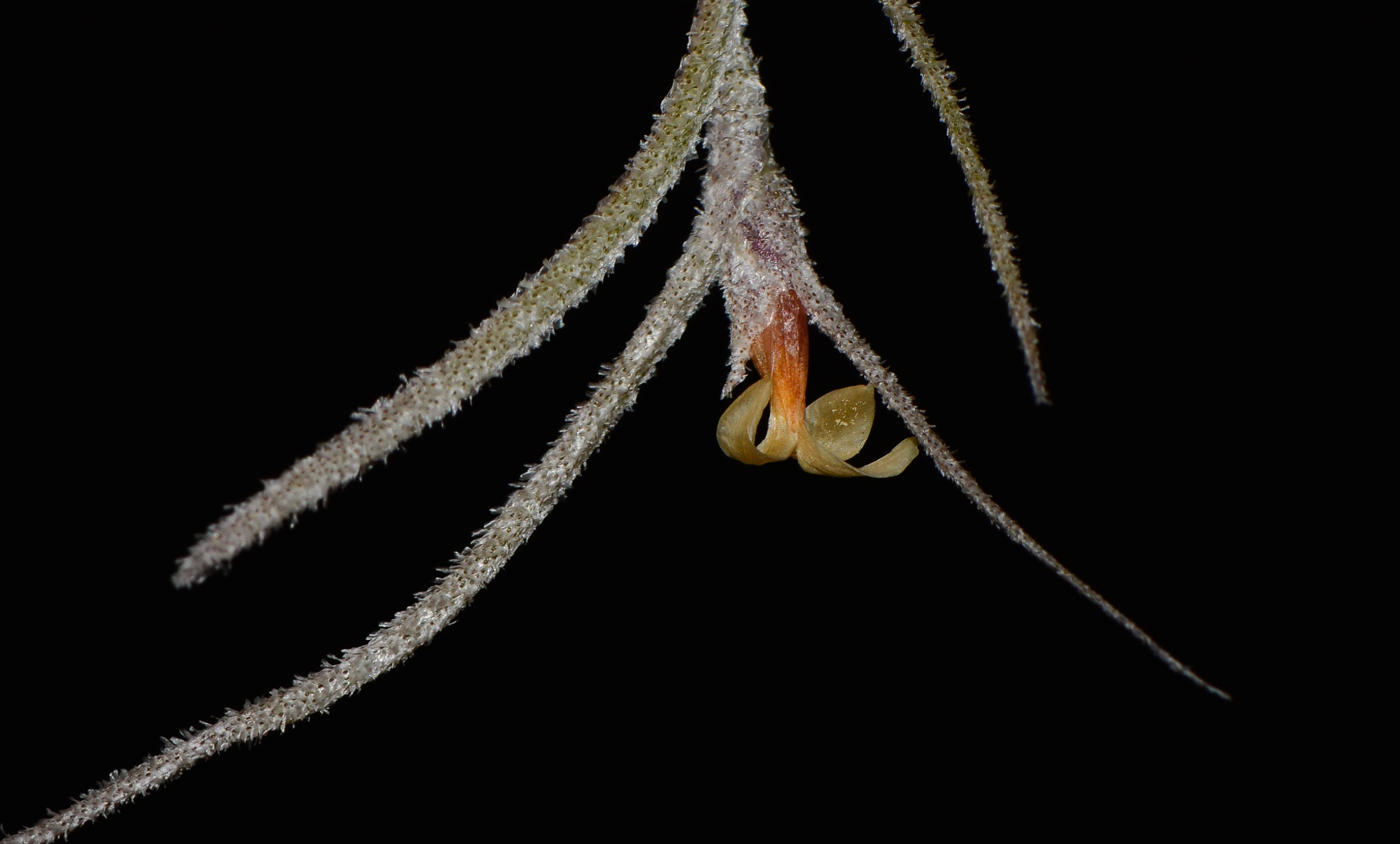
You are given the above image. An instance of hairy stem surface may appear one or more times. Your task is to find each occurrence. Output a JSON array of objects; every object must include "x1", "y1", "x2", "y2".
[
  {"x1": 174, "y1": 0, "x2": 742, "y2": 587},
  {"x1": 881, "y1": 0, "x2": 1049, "y2": 404},
  {"x1": 10, "y1": 220, "x2": 722, "y2": 844}
]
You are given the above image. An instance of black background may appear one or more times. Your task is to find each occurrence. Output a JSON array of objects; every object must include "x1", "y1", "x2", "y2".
[{"x1": 7, "y1": 2, "x2": 1316, "y2": 839}]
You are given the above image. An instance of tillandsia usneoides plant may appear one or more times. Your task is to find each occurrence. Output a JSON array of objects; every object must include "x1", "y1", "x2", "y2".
[{"x1": 5, "y1": 2, "x2": 1241, "y2": 840}]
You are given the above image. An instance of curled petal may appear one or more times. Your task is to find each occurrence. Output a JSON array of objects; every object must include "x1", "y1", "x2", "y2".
[
  {"x1": 799, "y1": 383, "x2": 918, "y2": 477},
  {"x1": 805, "y1": 385, "x2": 876, "y2": 460},
  {"x1": 722, "y1": 380, "x2": 918, "y2": 478},
  {"x1": 796, "y1": 429, "x2": 919, "y2": 478},
  {"x1": 794, "y1": 430, "x2": 864, "y2": 477},
  {"x1": 850, "y1": 435, "x2": 920, "y2": 478},
  {"x1": 718, "y1": 377, "x2": 788, "y2": 464},
  {"x1": 719, "y1": 377, "x2": 918, "y2": 477}
]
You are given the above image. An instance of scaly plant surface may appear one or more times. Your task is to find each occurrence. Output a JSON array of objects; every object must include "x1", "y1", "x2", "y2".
[{"x1": 4, "y1": 3, "x2": 1227, "y2": 841}]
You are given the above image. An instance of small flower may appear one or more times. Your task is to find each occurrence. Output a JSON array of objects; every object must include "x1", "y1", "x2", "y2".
[{"x1": 717, "y1": 288, "x2": 918, "y2": 477}]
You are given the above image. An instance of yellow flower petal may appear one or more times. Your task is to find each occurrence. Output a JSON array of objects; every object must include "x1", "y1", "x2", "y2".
[
  {"x1": 852, "y1": 436, "x2": 920, "y2": 478},
  {"x1": 717, "y1": 377, "x2": 788, "y2": 465},
  {"x1": 795, "y1": 430, "x2": 919, "y2": 478},
  {"x1": 795, "y1": 431, "x2": 865, "y2": 477},
  {"x1": 804, "y1": 384, "x2": 876, "y2": 461},
  {"x1": 719, "y1": 377, "x2": 917, "y2": 477},
  {"x1": 799, "y1": 385, "x2": 917, "y2": 477}
]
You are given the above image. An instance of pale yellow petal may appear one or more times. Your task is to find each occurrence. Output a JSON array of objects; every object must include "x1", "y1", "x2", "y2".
[
  {"x1": 804, "y1": 384, "x2": 875, "y2": 461},
  {"x1": 855, "y1": 437, "x2": 920, "y2": 478},
  {"x1": 794, "y1": 431, "x2": 864, "y2": 477},
  {"x1": 757, "y1": 424, "x2": 799, "y2": 461},
  {"x1": 795, "y1": 430, "x2": 919, "y2": 478},
  {"x1": 717, "y1": 378, "x2": 787, "y2": 465},
  {"x1": 757, "y1": 391, "x2": 799, "y2": 461}
]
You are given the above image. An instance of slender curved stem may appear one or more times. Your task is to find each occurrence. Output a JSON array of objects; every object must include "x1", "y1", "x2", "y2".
[
  {"x1": 721, "y1": 26, "x2": 1227, "y2": 699},
  {"x1": 7, "y1": 214, "x2": 722, "y2": 844},
  {"x1": 173, "y1": 0, "x2": 743, "y2": 588},
  {"x1": 881, "y1": 0, "x2": 1050, "y2": 404},
  {"x1": 800, "y1": 267, "x2": 1228, "y2": 699}
]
